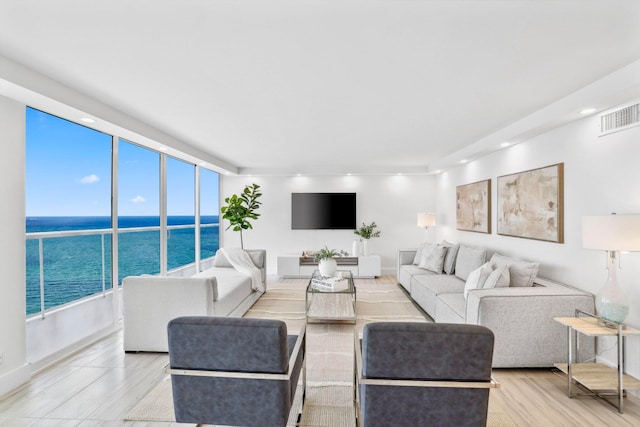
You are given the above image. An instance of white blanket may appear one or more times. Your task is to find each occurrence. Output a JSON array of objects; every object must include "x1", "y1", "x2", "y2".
[{"x1": 219, "y1": 248, "x2": 265, "y2": 292}]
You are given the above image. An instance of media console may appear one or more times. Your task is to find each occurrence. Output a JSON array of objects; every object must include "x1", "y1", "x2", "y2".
[{"x1": 277, "y1": 254, "x2": 381, "y2": 278}]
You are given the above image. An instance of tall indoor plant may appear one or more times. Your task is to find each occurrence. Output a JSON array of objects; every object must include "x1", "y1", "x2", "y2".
[{"x1": 220, "y1": 183, "x2": 263, "y2": 249}]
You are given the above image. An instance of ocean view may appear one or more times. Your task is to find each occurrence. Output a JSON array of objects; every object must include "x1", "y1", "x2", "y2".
[{"x1": 26, "y1": 216, "x2": 220, "y2": 316}]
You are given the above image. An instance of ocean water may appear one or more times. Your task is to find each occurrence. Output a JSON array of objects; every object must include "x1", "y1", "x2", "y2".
[{"x1": 25, "y1": 216, "x2": 219, "y2": 316}]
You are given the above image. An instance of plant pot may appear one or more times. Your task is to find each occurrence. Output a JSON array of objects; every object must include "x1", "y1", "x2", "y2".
[{"x1": 318, "y1": 258, "x2": 338, "y2": 277}]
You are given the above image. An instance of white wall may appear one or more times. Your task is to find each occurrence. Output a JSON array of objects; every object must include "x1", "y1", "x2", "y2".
[
  {"x1": 435, "y1": 108, "x2": 640, "y2": 378},
  {"x1": 220, "y1": 174, "x2": 437, "y2": 275},
  {"x1": 0, "y1": 95, "x2": 30, "y2": 396}
]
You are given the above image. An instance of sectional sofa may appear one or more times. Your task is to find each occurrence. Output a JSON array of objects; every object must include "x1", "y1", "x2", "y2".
[
  {"x1": 122, "y1": 249, "x2": 266, "y2": 352},
  {"x1": 398, "y1": 243, "x2": 595, "y2": 368}
]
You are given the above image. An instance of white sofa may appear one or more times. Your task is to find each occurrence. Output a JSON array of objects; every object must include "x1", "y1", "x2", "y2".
[
  {"x1": 398, "y1": 244, "x2": 595, "y2": 368},
  {"x1": 122, "y1": 249, "x2": 266, "y2": 352}
]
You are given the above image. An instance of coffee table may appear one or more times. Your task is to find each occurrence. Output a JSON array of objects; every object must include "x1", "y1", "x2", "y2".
[{"x1": 305, "y1": 270, "x2": 356, "y2": 323}]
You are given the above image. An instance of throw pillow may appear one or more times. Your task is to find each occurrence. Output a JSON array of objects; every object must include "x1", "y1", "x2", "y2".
[
  {"x1": 483, "y1": 264, "x2": 510, "y2": 289},
  {"x1": 454, "y1": 245, "x2": 487, "y2": 281},
  {"x1": 418, "y1": 244, "x2": 448, "y2": 273},
  {"x1": 464, "y1": 262, "x2": 493, "y2": 298},
  {"x1": 439, "y1": 241, "x2": 460, "y2": 275},
  {"x1": 412, "y1": 243, "x2": 427, "y2": 265},
  {"x1": 489, "y1": 254, "x2": 539, "y2": 287}
]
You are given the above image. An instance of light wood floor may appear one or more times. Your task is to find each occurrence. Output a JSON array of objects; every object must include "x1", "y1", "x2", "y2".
[{"x1": 2, "y1": 276, "x2": 640, "y2": 426}]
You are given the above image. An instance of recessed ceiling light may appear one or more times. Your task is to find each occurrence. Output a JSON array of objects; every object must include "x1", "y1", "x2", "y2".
[
  {"x1": 80, "y1": 117, "x2": 96, "y2": 123},
  {"x1": 346, "y1": 173, "x2": 352, "y2": 176},
  {"x1": 296, "y1": 173, "x2": 302, "y2": 177},
  {"x1": 500, "y1": 142, "x2": 510, "y2": 148},
  {"x1": 158, "y1": 146, "x2": 168, "y2": 152},
  {"x1": 580, "y1": 108, "x2": 597, "y2": 115},
  {"x1": 460, "y1": 159, "x2": 468, "y2": 164},
  {"x1": 433, "y1": 170, "x2": 441, "y2": 174}
]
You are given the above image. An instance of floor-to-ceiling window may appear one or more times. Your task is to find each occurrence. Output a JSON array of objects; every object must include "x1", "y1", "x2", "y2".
[
  {"x1": 200, "y1": 167, "x2": 220, "y2": 260},
  {"x1": 117, "y1": 139, "x2": 161, "y2": 282},
  {"x1": 25, "y1": 107, "x2": 113, "y2": 316},
  {"x1": 167, "y1": 157, "x2": 196, "y2": 270},
  {"x1": 25, "y1": 110, "x2": 221, "y2": 320}
]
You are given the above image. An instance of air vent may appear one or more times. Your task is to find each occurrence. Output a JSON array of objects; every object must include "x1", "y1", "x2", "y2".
[{"x1": 600, "y1": 102, "x2": 640, "y2": 136}]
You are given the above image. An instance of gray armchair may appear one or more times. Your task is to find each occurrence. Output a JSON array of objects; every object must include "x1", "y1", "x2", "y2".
[
  {"x1": 166, "y1": 316, "x2": 305, "y2": 427},
  {"x1": 355, "y1": 322, "x2": 498, "y2": 427}
]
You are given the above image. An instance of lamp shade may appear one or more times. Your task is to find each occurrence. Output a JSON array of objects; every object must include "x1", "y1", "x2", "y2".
[
  {"x1": 583, "y1": 215, "x2": 640, "y2": 251},
  {"x1": 417, "y1": 212, "x2": 436, "y2": 228}
]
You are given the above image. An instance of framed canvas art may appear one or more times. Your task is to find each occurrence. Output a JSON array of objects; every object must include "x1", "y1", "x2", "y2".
[
  {"x1": 456, "y1": 179, "x2": 491, "y2": 233},
  {"x1": 497, "y1": 163, "x2": 564, "y2": 243}
]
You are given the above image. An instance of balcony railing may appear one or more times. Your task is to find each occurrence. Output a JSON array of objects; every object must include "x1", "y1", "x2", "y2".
[{"x1": 25, "y1": 223, "x2": 219, "y2": 318}]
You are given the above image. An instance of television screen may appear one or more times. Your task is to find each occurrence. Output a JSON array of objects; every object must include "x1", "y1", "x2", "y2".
[{"x1": 291, "y1": 193, "x2": 356, "y2": 229}]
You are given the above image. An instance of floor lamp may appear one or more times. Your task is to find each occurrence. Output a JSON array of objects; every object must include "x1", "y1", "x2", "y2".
[{"x1": 583, "y1": 214, "x2": 640, "y2": 325}]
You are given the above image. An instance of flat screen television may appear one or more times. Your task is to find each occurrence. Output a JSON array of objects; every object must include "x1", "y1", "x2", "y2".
[{"x1": 291, "y1": 193, "x2": 356, "y2": 230}]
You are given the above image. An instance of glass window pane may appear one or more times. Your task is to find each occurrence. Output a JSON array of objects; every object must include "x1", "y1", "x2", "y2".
[
  {"x1": 200, "y1": 168, "x2": 220, "y2": 260},
  {"x1": 118, "y1": 139, "x2": 160, "y2": 282},
  {"x1": 25, "y1": 107, "x2": 112, "y2": 315},
  {"x1": 167, "y1": 157, "x2": 195, "y2": 271}
]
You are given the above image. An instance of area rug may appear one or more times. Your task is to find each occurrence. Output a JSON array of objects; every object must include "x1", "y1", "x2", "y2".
[{"x1": 125, "y1": 278, "x2": 515, "y2": 426}]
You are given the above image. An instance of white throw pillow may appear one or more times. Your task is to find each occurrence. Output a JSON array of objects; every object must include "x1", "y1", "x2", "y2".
[
  {"x1": 418, "y1": 244, "x2": 448, "y2": 273},
  {"x1": 412, "y1": 243, "x2": 427, "y2": 265},
  {"x1": 483, "y1": 264, "x2": 510, "y2": 289},
  {"x1": 489, "y1": 254, "x2": 539, "y2": 287},
  {"x1": 464, "y1": 262, "x2": 493, "y2": 298}
]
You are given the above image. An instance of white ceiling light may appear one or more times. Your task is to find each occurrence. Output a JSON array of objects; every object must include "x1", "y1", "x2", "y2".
[
  {"x1": 500, "y1": 142, "x2": 511, "y2": 147},
  {"x1": 460, "y1": 159, "x2": 468, "y2": 164},
  {"x1": 80, "y1": 117, "x2": 96, "y2": 123},
  {"x1": 580, "y1": 108, "x2": 597, "y2": 115}
]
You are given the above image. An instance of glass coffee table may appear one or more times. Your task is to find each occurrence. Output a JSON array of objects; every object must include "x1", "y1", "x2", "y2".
[{"x1": 305, "y1": 270, "x2": 356, "y2": 324}]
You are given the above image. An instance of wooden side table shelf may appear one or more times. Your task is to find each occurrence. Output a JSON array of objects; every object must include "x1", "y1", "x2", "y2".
[{"x1": 554, "y1": 310, "x2": 640, "y2": 413}]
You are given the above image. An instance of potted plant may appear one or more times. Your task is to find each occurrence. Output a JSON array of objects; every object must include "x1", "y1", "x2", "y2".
[
  {"x1": 354, "y1": 222, "x2": 381, "y2": 256},
  {"x1": 315, "y1": 246, "x2": 347, "y2": 277},
  {"x1": 220, "y1": 183, "x2": 263, "y2": 249}
]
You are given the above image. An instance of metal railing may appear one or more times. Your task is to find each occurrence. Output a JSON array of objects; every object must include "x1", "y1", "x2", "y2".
[{"x1": 25, "y1": 223, "x2": 218, "y2": 318}]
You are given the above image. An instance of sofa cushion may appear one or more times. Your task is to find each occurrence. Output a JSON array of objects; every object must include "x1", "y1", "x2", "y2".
[
  {"x1": 439, "y1": 241, "x2": 460, "y2": 275},
  {"x1": 434, "y1": 293, "x2": 466, "y2": 323},
  {"x1": 483, "y1": 264, "x2": 510, "y2": 289},
  {"x1": 489, "y1": 254, "x2": 539, "y2": 287},
  {"x1": 398, "y1": 265, "x2": 435, "y2": 292},
  {"x1": 464, "y1": 262, "x2": 492, "y2": 298},
  {"x1": 454, "y1": 245, "x2": 487, "y2": 281},
  {"x1": 418, "y1": 244, "x2": 448, "y2": 273},
  {"x1": 411, "y1": 274, "x2": 465, "y2": 317}
]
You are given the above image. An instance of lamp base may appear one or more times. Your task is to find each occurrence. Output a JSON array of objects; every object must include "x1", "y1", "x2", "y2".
[{"x1": 595, "y1": 252, "x2": 629, "y2": 325}]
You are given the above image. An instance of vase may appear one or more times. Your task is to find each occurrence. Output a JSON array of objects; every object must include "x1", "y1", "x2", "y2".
[
  {"x1": 318, "y1": 258, "x2": 338, "y2": 277},
  {"x1": 362, "y1": 239, "x2": 369, "y2": 256},
  {"x1": 352, "y1": 240, "x2": 362, "y2": 256},
  {"x1": 596, "y1": 253, "x2": 629, "y2": 324}
]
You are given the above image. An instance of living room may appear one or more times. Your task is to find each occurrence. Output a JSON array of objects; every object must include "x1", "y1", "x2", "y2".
[{"x1": 2, "y1": 1, "x2": 640, "y2": 424}]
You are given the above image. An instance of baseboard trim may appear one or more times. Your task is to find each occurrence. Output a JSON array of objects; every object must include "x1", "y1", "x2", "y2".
[{"x1": 0, "y1": 363, "x2": 31, "y2": 399}]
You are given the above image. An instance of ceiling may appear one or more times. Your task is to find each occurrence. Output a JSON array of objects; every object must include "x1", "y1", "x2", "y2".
[{"x1": 1, "y1": 0, "x2": 640, "y2": 175}]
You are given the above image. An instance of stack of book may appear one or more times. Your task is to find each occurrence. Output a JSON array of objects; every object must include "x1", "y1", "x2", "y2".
[{"x1": 311, "y1": 276, "x2": 345, "y2": 290}]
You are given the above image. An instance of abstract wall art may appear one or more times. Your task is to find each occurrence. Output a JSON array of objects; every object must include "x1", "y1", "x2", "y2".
[
  {"x1": 497, "y1": 163, "x2": 564, "y2": 243},
  {"x1": 456, "y1": 179, "x2": 491, "y2": 233}
]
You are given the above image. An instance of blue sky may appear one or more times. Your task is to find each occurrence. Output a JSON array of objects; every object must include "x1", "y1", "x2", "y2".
[{"x1": 26, "y1": 108, "x2": 219, "y2": 216}]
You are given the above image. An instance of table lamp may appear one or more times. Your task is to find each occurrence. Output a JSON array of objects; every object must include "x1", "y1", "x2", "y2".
[
  {"x1": 417, "y1": 212, "x2": 436, "y2": 229},
  {"x1": 583, "y1": 214, "x2": 640, "y2": 325}
]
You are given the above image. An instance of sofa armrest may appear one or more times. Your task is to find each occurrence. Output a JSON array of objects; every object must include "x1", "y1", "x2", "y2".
[
  {"x1": 122, "y1": 276, "x2": 218, "y2": 352},
  {"x1": 465, "y1": 285, "x2": 595, "y2": 367},
  {"x1": 397, "y1": 249, "x2": 417, "y2": 280}
]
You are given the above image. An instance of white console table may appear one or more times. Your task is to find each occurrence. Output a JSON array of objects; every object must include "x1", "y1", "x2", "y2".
[{"x1": 277, "y1": 254, "x2": 381, "y2": 278}]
